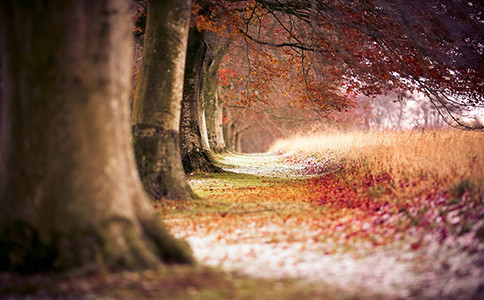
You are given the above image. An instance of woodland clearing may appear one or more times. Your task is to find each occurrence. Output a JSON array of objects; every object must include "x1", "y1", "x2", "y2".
[{"x1": 1, "y1": 130, "x2": 483, "y2": 299}]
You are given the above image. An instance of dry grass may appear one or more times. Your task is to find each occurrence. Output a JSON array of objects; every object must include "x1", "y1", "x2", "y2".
[{"x1": 270, "y1": 129, "x2": 484, "y2": 189}]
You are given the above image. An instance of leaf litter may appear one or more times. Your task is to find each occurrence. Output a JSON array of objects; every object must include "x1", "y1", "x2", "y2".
[{"x1": 163, "y1": 152, "x2": 484, "y2": 299}]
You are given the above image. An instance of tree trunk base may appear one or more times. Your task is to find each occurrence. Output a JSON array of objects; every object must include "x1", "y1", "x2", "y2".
[
  {"x1": 182, "y1": 150, "x2": 224, "y2": 174},
  {"x1": 211, "y1": 146, "x2": 227, "y2": 154},
  {"x1": 0, "y1": 213, "x2": 193, "y2": 274},
  {"x1": 133, "y1": 125, "x2": 194, "y2": 200}
]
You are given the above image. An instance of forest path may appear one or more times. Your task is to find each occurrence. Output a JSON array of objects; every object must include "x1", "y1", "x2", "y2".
[
  {"x1": 162, "y1": 152, "x2": 484, "y2": 299},
  {"x1": 215, "y1": 152, "x2": 311, "y2": 177}
]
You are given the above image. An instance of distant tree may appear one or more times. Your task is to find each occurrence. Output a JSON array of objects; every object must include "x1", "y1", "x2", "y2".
[{"x1": 0, "y1": 0, "x2": 192, "y2": 273}]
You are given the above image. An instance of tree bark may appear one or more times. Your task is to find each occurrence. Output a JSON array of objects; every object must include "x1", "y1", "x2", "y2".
[
  {"x1": 131, "y1": 0, "x2": 194, "y2": 200},
  {"x1": 223, "y1": 107, "x2": 236, "y2": 152},
  {"x1": 0, "y1": 0, "x2": 193, "y2": 274},
  {"x1": 235, "y1": 131, "x2": 243, "y2": 153},
  {"x1": 180, "y1": 28, "x2": 223, "y2": 173},
  {"x1": 202, "y1": 32, "x2": 230, "y2": 153}
]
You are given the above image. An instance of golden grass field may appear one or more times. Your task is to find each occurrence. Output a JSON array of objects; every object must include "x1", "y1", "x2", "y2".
[{"x1": 270, "y1": 129, "x2": 484, "y2": 193}]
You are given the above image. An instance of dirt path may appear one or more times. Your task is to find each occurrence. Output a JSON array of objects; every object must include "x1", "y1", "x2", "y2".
[{"x1": 164, "y1": 152, "x2": 484, "y2": 299}]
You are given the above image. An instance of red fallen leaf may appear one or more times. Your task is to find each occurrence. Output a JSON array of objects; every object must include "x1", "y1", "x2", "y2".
[
  {"x1": 220, "y1": 212, "x2": 228, "y2": 217},
  {"x1": 410, "y1": 240, "x2": 422, "y2": 250}
]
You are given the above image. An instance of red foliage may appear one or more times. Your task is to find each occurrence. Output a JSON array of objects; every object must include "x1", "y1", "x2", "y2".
[{"x1": 277, "y1": 151, "x2": 484, "y2": 250}]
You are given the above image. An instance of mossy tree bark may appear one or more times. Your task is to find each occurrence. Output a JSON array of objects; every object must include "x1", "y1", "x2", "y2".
[
  {"x1": 180, "y1": 28, "x2": 223, "y2": 173},
  {"x1": 202, "y1": 32, "x2": 230, "y2": 153},
  {"x1": 131, "y1": 0, "x2": 194, "y2": 200},
  {"x1": 0, "y1": 0, "x2": 193, "y2": 274}
]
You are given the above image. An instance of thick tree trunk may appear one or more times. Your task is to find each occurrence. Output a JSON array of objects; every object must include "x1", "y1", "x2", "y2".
[
  {"x1": 131, "y1": 0, "x2": 194, "y2": 200},
  {"x1": 202, "y1": 32, "x2": 230, "y2": 153},
  {"x1": 0, "y1": 0, "x2": 192, "y2": 274},
  {"x1": 180, "y1": 28, "x2": 223, "y2": 173}
]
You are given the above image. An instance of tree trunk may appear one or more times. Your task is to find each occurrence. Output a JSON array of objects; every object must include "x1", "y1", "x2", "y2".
[
  {"x1": 223, "y1": 109, "x2": 236, "y2": 152},
  {"x1": 180, "y1": 28, "x2": 223, "y2": 173},
  {"x1": 201, "y1": 32, "x2": 230, "y2": 153},
  {"x1": 131, "y1": 0, "x2": 194, "y2": 200},
  {"x1": 209, "y1": 94, "x2": 226, "y2": 152},
  {"x1": 0, "y1": 0, "x2": 192, "y2": 274},
  {"x1": 199, "y1": 107, "x2": 210, "y2": 152},
  {"x1": 235, "y1": 131, "x2": 243, "y2": 153}
]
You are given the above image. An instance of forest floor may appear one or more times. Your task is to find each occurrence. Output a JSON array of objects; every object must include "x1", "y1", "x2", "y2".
[
  {"x1": 2, "y1": 140, "x2": 484, "y2": 299},
  {"x1": 162, "y1": 151, "x2": 484, "y2": 299}
]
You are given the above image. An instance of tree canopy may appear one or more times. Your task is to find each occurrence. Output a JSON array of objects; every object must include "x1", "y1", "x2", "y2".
[{"x1": 190, "y1": 0, "x2": 483, "y2": 129}]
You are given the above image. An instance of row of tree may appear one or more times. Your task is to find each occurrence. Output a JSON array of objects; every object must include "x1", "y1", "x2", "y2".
[
  {"x1": 0, "y1": 0, "x2": 482, "y2": 273},
  {"x1": 171, "y1": 0, "x2": 484, "y2": 152}
]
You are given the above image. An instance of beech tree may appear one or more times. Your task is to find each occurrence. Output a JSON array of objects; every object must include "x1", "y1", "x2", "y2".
[
  {"x1": 182, "y1": 0, "x2": 482, "y2": 139},
  {"x1": 0, "y1": 0, "x2": 192, "y2": 273},
  {"x1": 134, "y1": 0, "x2": 482, "y2": 172},
  {"x1": 180, "y1": 27, "x2": 224, "y2": 173},
  {"x1": 131, "y1": 0, "x2": 194, "y2": 200},
  {"x1": 201, "y1": 31, "x2": 231, "y2": 153},
  {"x1": 221, "y1": 0, "x2": 484, "y2": 129}
]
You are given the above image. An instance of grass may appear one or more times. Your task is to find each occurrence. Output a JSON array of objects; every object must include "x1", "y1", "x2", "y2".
[
  {"x1": 270, "y1": 129, "x2": 484, "y2": 196},
  {"x1": 268, "y1": 129, "x2": 484, "y2": 256}
]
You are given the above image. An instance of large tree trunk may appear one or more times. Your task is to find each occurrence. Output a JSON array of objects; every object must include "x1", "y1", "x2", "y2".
[
  {"x1": 0, "y1": 0, "x2": 192, "y2": 274},
  {"x1": 180, "y1": 28, "x2": 222, "y2": 173},
  {"x1": 202, "y1": 32, "x2": 230, "y2": 153},
  {"x1": 131, "y1": 0, "x2": 194, "y2": 200}
]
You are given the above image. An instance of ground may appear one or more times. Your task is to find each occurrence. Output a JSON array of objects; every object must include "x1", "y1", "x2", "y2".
[
  {"x1": 1, "y1": 151, "x2": 483, "y2": 299},
  {"x1": 165, "y1": 152, "x2": 484, "y2": 299}
]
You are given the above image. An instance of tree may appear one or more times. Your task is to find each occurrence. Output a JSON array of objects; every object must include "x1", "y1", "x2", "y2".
[
  {"x1": 201, "y1": 31, "x2": 231, "y2": 153},
  {"x1": 0, "y1": 0, "x2": 192, "y2": 273},
  {"x1": 135, "y1": 0, "x2": 483, "y2": 168},
  {"x1": 131, "y1": 0, "x2": 195, "y2": 200},
  {"x1": 180, "y1": 27, "x2": 224, "y2": 173},
  {"x1": 233, "y1": 0, "x2": 484, "y2": 129},
  {"x1": 192, "y1": 0, "x2": 482, "y2": 134}
]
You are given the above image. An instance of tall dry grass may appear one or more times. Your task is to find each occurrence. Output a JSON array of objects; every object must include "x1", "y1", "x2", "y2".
[{"x1": 270, "y1": 129, "x2": 484, "y2": 188}]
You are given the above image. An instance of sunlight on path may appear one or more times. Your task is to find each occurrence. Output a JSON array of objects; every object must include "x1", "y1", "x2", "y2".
[
  {"x1": 168, "y1": 152, "x2": 484, "y2": 299},
  {"x1": 216, "y1": 152, "x2": 312, "y2": 178},
  {"x1": 217, "y1": 153, "x2": 326, "y2": 179}
]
